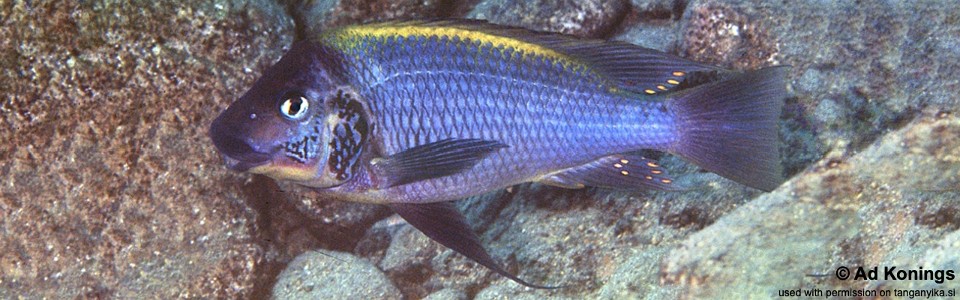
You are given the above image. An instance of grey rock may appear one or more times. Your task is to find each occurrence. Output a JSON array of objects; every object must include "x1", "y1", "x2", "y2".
[
  {"x1": 376, "y1": 225, "x2": 450, "y2": 298},
  {"x1": 424, "y1": 288, "x2": 468, "y2": 300},
  {"x1": 596, "y1": 247, "x2": 682, "y2": 299},
  {"x1": 467, "y1": 0, "x2": 629, "y2": 38},
  {"x1": 660, "y1": 110, "x2": 960, "y2": 297},
  {"x1": 376, "y1": 216, "x2": 497, "y2": 298},
  {"x1": 354, "y1": 215, "x2": 407, "y2": 263},
  {"x1": 272, "y1": 251, "x2": 401, "y2": 299},
  {"x1": 613, "y1": 22, "x2": 679, "y2": 51},
  {"x1": 362, "y1": 160, "x2": 766, "y2": 298},
  {"x1": 813, "y1": 98, "x2": 847, "y2": 129},
  {"x1": 911, "y1": 230, "x2": 960, "y2": 290},
  {"x1": 380, "y1": 226, "x2": 438, "y2": 272},
  {"x1": 473, "y1": 283, "x2": 550, "y2": 300},
  {"x1": 681, "y1": 0, "x2": 960, "y2": 155},
  {"x1": 630, "y1": 0, "x2": 678, "y2": 13}
]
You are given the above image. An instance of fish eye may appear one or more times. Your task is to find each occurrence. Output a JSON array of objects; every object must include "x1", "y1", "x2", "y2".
[{"x1": 279, "y1": 91, "x2": 310, "y2": 120}]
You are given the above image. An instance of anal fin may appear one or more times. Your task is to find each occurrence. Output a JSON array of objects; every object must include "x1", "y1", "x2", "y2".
[
  {"x1": 389, "y1": 202, "x2": 558, "y2": 289},
  {"x1": 540, "y1": 154, "x2": 679, "y2": 191}
]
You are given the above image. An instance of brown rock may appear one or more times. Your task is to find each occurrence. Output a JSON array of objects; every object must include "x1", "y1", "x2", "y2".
[
  {"x1": 0, "y1": 0, "x2": 292, "y2": 298},
  {"x1": 289, "y1": 0, "x2": 449, "y2": 39}
]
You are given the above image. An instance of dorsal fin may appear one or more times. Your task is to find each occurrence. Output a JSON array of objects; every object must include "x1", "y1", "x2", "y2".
[{"x1": 326, "y1": 19, "x2": 723, "y2": 95}]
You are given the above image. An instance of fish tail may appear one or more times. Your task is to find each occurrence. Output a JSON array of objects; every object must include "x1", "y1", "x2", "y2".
[{"x1": 667, "y1": 66, "x2": 788, "y2": 191}]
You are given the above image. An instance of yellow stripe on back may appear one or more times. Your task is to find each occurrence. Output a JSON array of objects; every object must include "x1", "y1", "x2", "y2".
[{"x1": 323, "y1": 22, "x2": 583, "y2": 69}]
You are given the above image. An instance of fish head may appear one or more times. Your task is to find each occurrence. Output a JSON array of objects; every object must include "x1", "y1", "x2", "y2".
[{"x1": 209, "y1": 41, "x2": 361, "y2": 188}]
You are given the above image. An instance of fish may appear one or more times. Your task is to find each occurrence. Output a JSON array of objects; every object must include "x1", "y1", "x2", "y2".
[{"x1": 209, "y1": 20, "x2": 787, "y2": 288}]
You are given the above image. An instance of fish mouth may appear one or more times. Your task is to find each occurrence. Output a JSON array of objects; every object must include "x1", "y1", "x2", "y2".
[
  {"x1": 209, "y1": 120, "x2": 279, "y2": 172},
  {"x1": 210, "y1": 130, "x2": 277, "y2": 172},
  {"x1": 221, "y1": 152, "x2": 273, "y2": 172}
]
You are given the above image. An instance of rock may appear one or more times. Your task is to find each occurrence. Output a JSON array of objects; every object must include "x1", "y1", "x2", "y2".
[
  {"x1": 595, "y1": 247, "x2": 682, "y2": 299},
  {"x1": 273, "y1": 180, "x2": 393, "y2": 252},
  {"x1": 376, "y1": 223, "x2": 498, "y2": 298},
  {"x1": 289, "y1": 0, "x2": 448, "y2": 38},
  {"x1": 241, "y1": 177, "x2": 392, "y2": 299},
  {"x1": 424, "y1": 288, "x2": 469, "y2": 300},
  {"x1": 910, "y1": 230, "x2": 960, "y2": 290},
  {"x1": 0, "y1": 0, "x2": 292, "y2": 298},
  {"x1": 679, "y1": 1, "x2": 779, "y2": 69},
  {"x1": 272, "y1": 251, "x2": 401, "y2": 299},
  {"x1": 613, "y1": 21, "x2": 680, "y2": 52},
  {"x1": 7, "y1": 0, "x2": 959, "y2": 298},
  {"x1": 354, "y1": 215, "x2": 407, "y2": 263},
  {"x1": 363, "y1": 174, "x2": 756, "y2": 297},
  {"x1": 467, "y1": 0, "x2": 629, "y2": 38},
  {"x1": 474, "y1": 283, "x2": 540, "y2": 300},
  {"x1": 629, "y1": 0, "x2": 680, "y2": 14},
  {"x1": 660, "y1": 110, "x2": 960, "y2": 297},
  {"x1": 681, "y1": 0, "x2": 960, "y2": 158}
]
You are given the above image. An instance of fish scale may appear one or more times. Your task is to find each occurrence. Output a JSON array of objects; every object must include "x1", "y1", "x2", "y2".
[{"x1": 327, "y1": 32, "x2": 675, "y2": 202}]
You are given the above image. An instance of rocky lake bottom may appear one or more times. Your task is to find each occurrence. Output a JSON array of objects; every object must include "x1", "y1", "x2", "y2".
[{"x1": 2, "y1": 0, "x2": 958, "y2": 298}]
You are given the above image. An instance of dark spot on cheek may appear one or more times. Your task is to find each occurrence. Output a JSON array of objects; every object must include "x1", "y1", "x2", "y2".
[{"x1": 326, "y1": 90, "x2": 369, "y2": 181}]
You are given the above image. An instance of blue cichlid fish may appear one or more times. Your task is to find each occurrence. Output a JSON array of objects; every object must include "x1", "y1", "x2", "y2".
[{"x1": 209, "y1": 20, "x2": 787, "y2": 288}]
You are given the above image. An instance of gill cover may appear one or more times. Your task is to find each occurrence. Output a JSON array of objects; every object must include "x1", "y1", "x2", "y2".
[{"x1": 323, "y1": 88, "x2": 370, "y2": 184}]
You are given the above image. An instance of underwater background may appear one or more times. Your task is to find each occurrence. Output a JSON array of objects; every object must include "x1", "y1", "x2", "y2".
[{"x1": 2, "y1": 0, "x2": 958, "y2": 298}]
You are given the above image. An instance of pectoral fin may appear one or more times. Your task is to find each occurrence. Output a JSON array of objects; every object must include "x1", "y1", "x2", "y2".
[
  {"x1": 371, "y1": 138, "x2": 507, "y2": 188},
  {"x1": 389, "y1": 202, "x2": 558, "y2": 289},
  {"x1": 540, "y1": 154, "x2": 680, "y2": 191}
]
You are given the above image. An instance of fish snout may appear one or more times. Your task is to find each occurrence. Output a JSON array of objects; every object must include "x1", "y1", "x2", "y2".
[{"x1": 209, "y1": 116, "x2": 275, "y2": 172}]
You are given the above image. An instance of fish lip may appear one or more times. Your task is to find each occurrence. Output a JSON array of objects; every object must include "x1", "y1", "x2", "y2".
[{"x1": 221, "y1": 152, "x2": 273, "y2": 172}]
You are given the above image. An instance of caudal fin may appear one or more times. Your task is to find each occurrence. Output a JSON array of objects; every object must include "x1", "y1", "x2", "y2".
[{"x1": 668, "y1": 67, "x2": 788, "y2": 191}]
